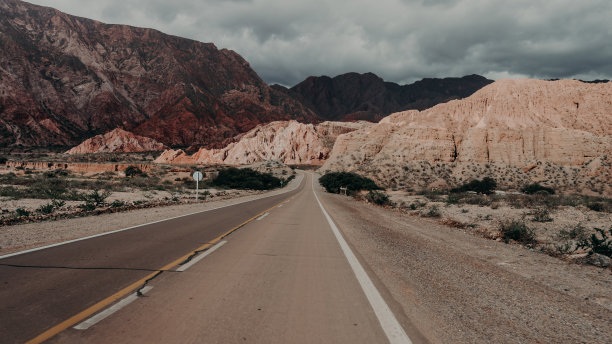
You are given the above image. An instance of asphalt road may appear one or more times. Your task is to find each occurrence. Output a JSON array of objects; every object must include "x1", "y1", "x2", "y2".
[
  {"x1": 1, "y1": 173, "x2": 416, "y2": 343},
  {"x1": 0, "y1": 178, "x2": 303, "y2": 344}
]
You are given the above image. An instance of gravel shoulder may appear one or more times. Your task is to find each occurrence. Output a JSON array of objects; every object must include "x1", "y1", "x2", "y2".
[
  {"x1": 319, "y1": 190, "x2": 612, "y2": 343},
  {"x1": 0, "y1": 173, "x2": 303, "y2": 256}
]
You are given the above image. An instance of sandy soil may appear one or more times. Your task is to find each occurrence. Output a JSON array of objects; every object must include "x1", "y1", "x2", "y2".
[
  {"x1": 320, "y1": 191, "x2": 612, "y2": 343},
  {"x1": 0, "y1": 173, "x2": 303, "y2": 256},
  {"x1": 386, "y1": 191, "x2": 612, "y2": 252}
]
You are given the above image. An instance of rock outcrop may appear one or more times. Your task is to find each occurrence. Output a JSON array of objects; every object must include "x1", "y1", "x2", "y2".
[
  {"x1": 322, "y1": 79, "x2": 612, "y2": 172},
  {"x1": 274, "y1": 73, "x2": 493, "y2": 122},
  {"x1": 155, "y1": 121, "x2": 371, "y2": 165},
  {"x1": 65, "y1": 128, "x2": 166, "y2": 154},
  {"x1": 0, "y1": 0, "x2": 317, "y2": 147}
]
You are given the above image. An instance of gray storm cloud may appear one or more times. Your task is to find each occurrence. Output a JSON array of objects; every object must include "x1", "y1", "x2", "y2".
[{"x1": 27, "y1": 0, "x2": 612, "y2": 85}]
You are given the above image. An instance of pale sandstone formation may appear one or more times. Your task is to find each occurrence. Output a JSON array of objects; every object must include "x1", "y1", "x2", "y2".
[
  {"x1": 155, "y1": 121, "x2": 372, "y2": 165},
  {"x1": 65, "y1": 128, "x2": 166, "y2": 154},
  {"x1": 322, "y1": 79, "x2": 612, "y2": 173}
]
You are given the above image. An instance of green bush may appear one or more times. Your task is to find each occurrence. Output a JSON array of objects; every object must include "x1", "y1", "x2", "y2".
[
  {"x1": 82, "y1": 190, "x2": 111, "y2": 207},
  {"x1": 586, "y1": 202, "x2": 605, "y2": 212},
  {"x1": 125, "y1": 165, "x2": 144, "y2": 178},
  {"x1": 15, "y1": 208, "x2": 31, "y2": 217},
  {"x1": 521, "y1": 183, "x2": 555, "y2": 195},
  {"x1": 0, "y1": 156, "x2": 7, "y2": 164},
  {"x1": 319, "y1": 172, "x2": 382, "y2": 194},
  {"x1": 577, "y1": 227, "x2": 612, "y2": 258},
  {"x1": 37, "y1": 203, "x2": 56, "y2": 214},
  {"x1": 421, "y1": 205, "x2": 441, "y2": 218},
  {"x1": 212, "y1": 167, "x2": 281, "y2": 190},
  {"x1": 530, "y1": 207, "x2": 553, "y2": 222},
  {"x1": 366, "y1": 190, "x2": 392, "y2": 206},
  {"x1": 110, "y1": 200, "x2": 126, "y2": 208},
  {"x1": 500, "y1": 219, "x2": 537, "y2": 246},
  {"x1": 451, "y1": 177, "x2": 496, "y2": 194}
]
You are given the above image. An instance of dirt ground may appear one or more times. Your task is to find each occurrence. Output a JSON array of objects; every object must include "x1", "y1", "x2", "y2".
[{"x1": 320, "y1": 191, "x2": 612, "y2": 343}]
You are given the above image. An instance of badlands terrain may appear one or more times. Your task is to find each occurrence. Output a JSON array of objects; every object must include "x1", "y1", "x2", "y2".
[{"x1": 0, "y1": 1, "x2": 610, "y2": 342}]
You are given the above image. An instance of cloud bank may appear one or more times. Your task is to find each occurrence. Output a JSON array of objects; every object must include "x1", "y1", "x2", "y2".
[{"x1": 27, "y1": 0, "x2": 612, "y2": 86}]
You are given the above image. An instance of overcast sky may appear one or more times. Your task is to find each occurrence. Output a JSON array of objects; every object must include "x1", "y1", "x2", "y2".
[{"x1": 26, "y1": 0, "x2": 612, "y2": 86}]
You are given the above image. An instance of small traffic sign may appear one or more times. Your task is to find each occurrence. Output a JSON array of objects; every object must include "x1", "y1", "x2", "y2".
[{"x1": 193, "y1": 171, "x2": 203, "y2": 181}]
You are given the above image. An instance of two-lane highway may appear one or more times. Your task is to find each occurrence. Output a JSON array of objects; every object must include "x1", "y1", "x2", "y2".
[
  {"x1": 1, "y1": 173, "x2": 417, "y2": 343},
  {"x1": 0, "y1": 178, "x2": 303, "y2": 343}
]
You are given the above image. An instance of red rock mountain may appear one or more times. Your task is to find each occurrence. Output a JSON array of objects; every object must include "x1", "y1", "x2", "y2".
[
  {"x1": 273, "y1": 73, "x2": 493, "y2": 122},
  {"x1": 65, "y1": 128, "x2": 166, "y2": 154},
  {"x1": 0, "y1": 0, "x2": 318, "y2": 147}
]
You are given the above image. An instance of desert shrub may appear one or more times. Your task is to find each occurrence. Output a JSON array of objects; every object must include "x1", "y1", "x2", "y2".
[
  {"x1": 499, "y1": 219, "x2": 536, "y2": 246},
  {"x1": 15, "y1": 208, "x2": 31, "y2": 217},
  {"x1": 577, "y1": 227, "x2": 612, "y2": 258},
  {"x1": 586, "y1": 202, "x2": 605, "y2": 212},
  {"x1": 451, "y1": 177, "x2": 496, "y2": 194},
  {"x1": 460, "y1": 194, "x2": 492, "y2": 206},
  {"x1": 110, "y1": 200, "x2": 126, "y2": 208},
  {"x1": 409, "y1": 200, "x2": 427, "y2": 210},
  {"x1": 0, "y1": 156, "x2": 7, "y2": 164},
  {"x1": 558, "y1": 224, "x2": 588, "y2": 241},
  {"x1": 319, "y1": 172, "x2": 382, "y2": 194},
  {"x1": 212, "y1": 167, "x2": 281, "y2": 190},
  {"x1": 521, "y1": 183, "x2": 555, "y2": 195},
  {"x1": 52, "y1": 199, "x2": 66, "y2": 208},
  {"x1": 37, "y1": 202, "x2": 55, "y2": 214},
  {"x1": 366, "y1": 190, "x2": 392, "y2": 206},
  {"x1": 530, "y1": 207, "x2": 553, "y2": 222},
  {"x1": 78, "y1": 202, "x2": 96, "y2": 211},
  {"x1": 125, "y1": 165, "x2": 144, "y2": 178},
  {"x1": 421, "y1": 205, "x2": 441, "y2": 218},
  {"x1": 446, "y1": 194, "x2": 463, "y2": 204},
  {"x1": 82, "y1": 190, "x2": 111, "y2": 207}
]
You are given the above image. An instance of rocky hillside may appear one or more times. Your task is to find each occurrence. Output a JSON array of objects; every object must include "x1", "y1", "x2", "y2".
[
  {"x1": 0, "y1": 0, "x2": 318, "y2": 148},
  {"x1": 65, "y1": 128, "x2": 166, "y2": 154},
  {"x1": 155, "y1": 120, "x2": 371, "y2": 165},
  {"x1": 322, "y1": 79, "x2": 612, "y2": 193},
  {"x1": 273, "y1": 73, "x2": 493, "y2": 122}
]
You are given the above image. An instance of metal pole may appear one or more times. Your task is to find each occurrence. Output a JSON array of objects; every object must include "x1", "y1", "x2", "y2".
[{"x1": 196, "y1": 179, "x2": 199, "y2": 201}]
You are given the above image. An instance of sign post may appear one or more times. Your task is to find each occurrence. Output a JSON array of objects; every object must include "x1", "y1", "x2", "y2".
[{"x1": 193, "y1": 171, "x2": 203, "y2": 201}]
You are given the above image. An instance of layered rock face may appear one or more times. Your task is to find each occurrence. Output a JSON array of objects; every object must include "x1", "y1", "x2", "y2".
[
  {"x1": 322, "y1": 79, "x2": 612, "y2": 173},
  {"x1": 155, "y1": 121, "x2": 371, "y2": 165},
  {"x1": 274, "y1": 73, "x2": 493, "y2": 122},
  {"x1": 65, "y1": 128, "x2": 166, "y2": 154},
  {"x1": 0, "y1": 0, "x2": 317, "y2": 147}
]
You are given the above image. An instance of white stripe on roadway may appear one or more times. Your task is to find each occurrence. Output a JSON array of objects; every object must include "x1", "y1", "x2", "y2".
[
  {"x1": 73, "y1": 286, "x2": 153, "y2": 330},
  {"x1": 311, "y1": 175, "x2": 412, "y2": 344},
  {"x1": 0, "y1": 174, "x2": 303, "y2": 260},
  {"x1": 256, "y1": 212, "x2": 270, "y2": 221},
  {"x1": 176, "y1": 240, "x2": 227, "y2": 272}
]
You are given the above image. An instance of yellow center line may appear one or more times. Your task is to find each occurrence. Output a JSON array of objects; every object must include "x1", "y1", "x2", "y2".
[{"x1": 26, "y1": 195, "x2": 296, "y2": 344}]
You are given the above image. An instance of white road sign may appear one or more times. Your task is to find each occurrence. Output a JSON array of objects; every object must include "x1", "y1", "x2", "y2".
[{"x1": 192, "y1": 171, "x2": 203, "y2": 181}]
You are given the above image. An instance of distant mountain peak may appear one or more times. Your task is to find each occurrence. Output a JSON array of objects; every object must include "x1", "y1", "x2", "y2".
[{"x1": 288, "y1": 72, "x2": 493, "y2": 122}]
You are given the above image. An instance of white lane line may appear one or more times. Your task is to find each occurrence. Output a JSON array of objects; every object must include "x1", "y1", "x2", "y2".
[
  {"x1": 311, "y1": 174, "x2": 412, "y2": 344},
  {"x1": 73, "y1": 286, "x2": 153, "y2": 330},
  {"x1": 0, "y1": 174, "x2": 304, "y2": 260},
  {"x1": 256, "y1": 212, "x2": 270, "y2": 221},
  {"x1": 176, "y1": 240, "x2": 227, "y2": 272}
]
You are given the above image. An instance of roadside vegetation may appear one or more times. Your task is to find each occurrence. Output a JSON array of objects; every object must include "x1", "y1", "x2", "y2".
[
  {"x1": 211, "y1": 167, "x2": 284, "y2": 190},
  {"x1": 319, "y1": 171, "x2": 382, "y2": 195},
  {"x1": 326, "y1": 172, "x2": 612, "y2": 268},
  {"x1": 0, "y1": 156, "x2": 296, "y2": 226}
]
